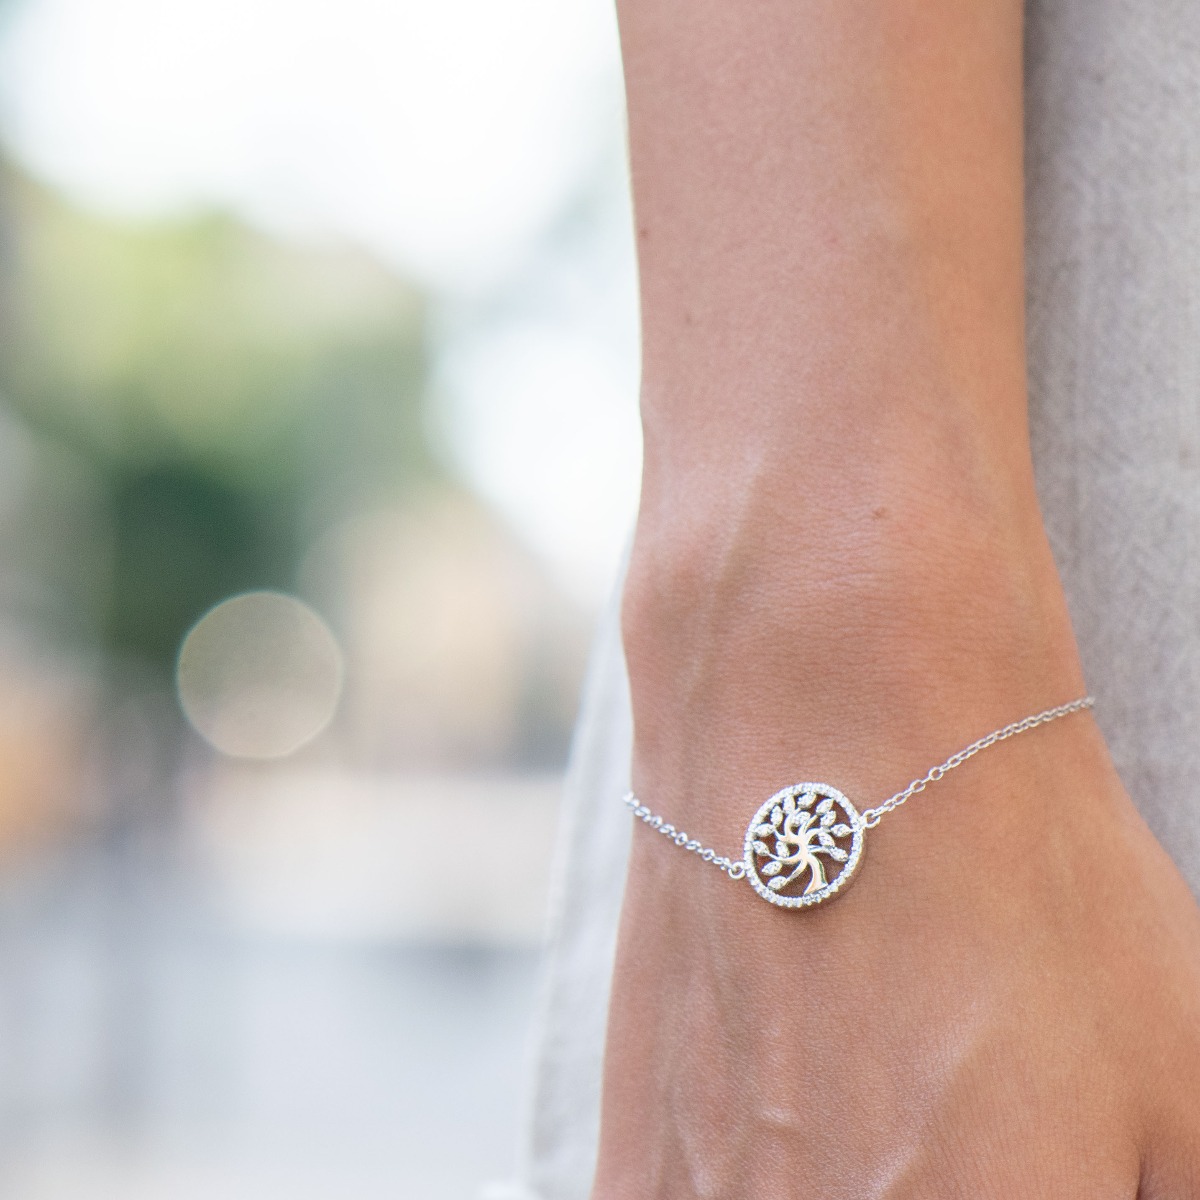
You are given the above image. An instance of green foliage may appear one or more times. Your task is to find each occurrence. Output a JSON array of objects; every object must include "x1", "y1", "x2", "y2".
[{"x1": 0, "y1": 170, "x2": 437, "y2": 674}]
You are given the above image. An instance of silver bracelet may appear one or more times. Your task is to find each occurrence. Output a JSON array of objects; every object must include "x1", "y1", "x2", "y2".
[{"x1": 623, "y1": 695, "x2": 1094, "y2": 910}]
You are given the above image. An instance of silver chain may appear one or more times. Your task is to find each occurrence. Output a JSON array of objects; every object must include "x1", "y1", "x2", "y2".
[
  {"x1": 623, "y1": 695, "x2": 1093, "y2": 875},
  {"x1": 622, "y1": 792, "x2": 748, "y2": 880},
  {"x1": 858, "y1": 695, "x2": 1094, "y2": 827}
]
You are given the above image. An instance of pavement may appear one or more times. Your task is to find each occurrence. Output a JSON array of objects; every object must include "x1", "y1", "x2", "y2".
[{"x1": 0, "y1": 772, "x2": 560, "y2": 1199}]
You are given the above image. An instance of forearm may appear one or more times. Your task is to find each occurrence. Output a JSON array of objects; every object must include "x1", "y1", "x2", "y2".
[
  {"x1": 619, "y1": 0, "x2": 1085, "y2": 822},
  {"x1": 625, "y1": 0, "x2": 1028, "y2": 497}
]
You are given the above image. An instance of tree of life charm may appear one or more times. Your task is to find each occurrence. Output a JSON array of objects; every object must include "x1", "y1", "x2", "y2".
[{"x1": 743, "y1": 783, "x2": 865, "y2": 908}]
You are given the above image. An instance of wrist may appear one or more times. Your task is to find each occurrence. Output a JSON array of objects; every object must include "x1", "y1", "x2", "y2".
[{"x1": 620, "y1": 453, "x2": 1088, "y2": 834}]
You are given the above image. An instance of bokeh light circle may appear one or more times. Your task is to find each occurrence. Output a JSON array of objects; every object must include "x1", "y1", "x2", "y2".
[{"x1": 177, "y1": 591, "x2": 343, "y2": 758}]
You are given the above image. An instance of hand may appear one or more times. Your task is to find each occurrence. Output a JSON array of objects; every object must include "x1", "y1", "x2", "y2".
[{"x1": 593, "y1": 533, "x2": 1200, "y2": 1199}]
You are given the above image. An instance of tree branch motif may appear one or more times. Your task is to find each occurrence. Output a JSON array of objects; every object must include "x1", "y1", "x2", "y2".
[{"x1": 751, "y1": 790, "x2": 853, "y2": 895}]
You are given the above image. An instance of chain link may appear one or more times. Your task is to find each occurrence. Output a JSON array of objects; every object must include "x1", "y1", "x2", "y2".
[
  {"x1": 622, "y1": 792, "x2": 747, "y2": 879},
  {"x1": 858, "y1": 695, "x2": 1094, "y2": 827},
  {"x1": 623, "y1": 695, "x2": 1094, "y2": 872}
]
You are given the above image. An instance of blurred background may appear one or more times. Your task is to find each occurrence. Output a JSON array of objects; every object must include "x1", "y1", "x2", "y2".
[{"x1": 0, "y1": 0, "x2": 640, "y2": 1195}]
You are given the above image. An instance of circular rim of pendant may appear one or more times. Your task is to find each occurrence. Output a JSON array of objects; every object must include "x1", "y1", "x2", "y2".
[{"x1": 743, "y1": 782, "x2": 866, "y2": 908}]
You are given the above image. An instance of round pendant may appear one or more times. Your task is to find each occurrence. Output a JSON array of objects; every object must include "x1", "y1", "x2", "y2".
[{"x1": 743, "y1": 783, "x2": 865, "y2": 908}]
